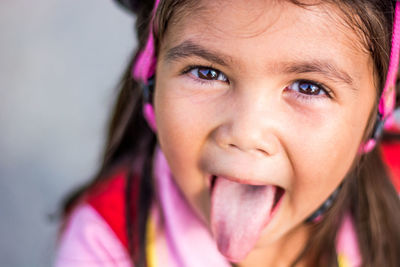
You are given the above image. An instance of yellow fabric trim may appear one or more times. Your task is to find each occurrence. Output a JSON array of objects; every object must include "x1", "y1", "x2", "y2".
[
  {"x1": 338, "y1": 253, "x2": 350, "y2": 267},
  {"x1": 145, "y1": 213, "x2": 157, "y2": 267}
]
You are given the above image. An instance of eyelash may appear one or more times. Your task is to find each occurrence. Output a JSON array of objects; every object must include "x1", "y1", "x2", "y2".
[{"x1": 181, "y1": 65, "x2": 333, "y2": 100}]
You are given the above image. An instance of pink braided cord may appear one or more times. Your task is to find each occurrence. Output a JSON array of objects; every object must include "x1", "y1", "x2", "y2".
[
  {"x1": 362, "y1": 2, "x2": 400, "y2": 153},
  {"x1": 379, "y1": 2, "x2": 400, "y2": 118}
]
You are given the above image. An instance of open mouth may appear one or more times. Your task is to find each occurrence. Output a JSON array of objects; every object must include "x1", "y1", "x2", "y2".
[{"x1": 210, "y1": 174, "x2": 285, "y2": 212}]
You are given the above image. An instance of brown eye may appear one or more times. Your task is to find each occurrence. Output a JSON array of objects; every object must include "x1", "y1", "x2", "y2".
[
  {"x1": 198, "y1": 67, "x2": 219, "y2": 80},
  {"x1": 289, "y1": 80, "x2": 326, "y2": 96},
  {"x1": 299, "y1": 81, "x2": 321, "y2": 95},
  {"x1": 188, "y1": 67, "x2": 228, "y2": 82}
]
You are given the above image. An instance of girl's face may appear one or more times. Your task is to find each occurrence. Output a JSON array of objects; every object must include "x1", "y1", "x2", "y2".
[{"x1": 154, "y1": 0, "x2": 375, "y2": 262}]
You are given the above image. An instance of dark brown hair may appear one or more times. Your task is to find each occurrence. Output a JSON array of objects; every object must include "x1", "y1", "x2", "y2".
[{"x1": 63, "y1": 0, "x2": 400, "y2": 266}]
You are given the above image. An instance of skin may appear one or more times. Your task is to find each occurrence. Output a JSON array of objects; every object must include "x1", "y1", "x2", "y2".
[{"x1": 153, "y1": 0, "x2": 376, "y2": 266}]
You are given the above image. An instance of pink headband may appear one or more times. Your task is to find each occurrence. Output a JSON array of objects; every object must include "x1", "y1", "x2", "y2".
[{"x1": 133, "y1": 0, "x2": 400, "y2": 152}]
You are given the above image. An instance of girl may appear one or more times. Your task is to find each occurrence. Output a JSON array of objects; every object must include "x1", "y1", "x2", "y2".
[{"x1": 56, "y1": 0, "x2": 400, "y2": 266}]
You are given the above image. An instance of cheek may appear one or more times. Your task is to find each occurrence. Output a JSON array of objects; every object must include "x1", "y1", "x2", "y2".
[
  {"x1": 154, "y1": 82, "x2": 215, "y2": 220},
  {"x1": 154, "y1": 87, "x2": 208, "y2": 158},
  {"x1": 285, "y1": 103, "x2": 369, "y2": 217},
  {"x1": 154, "y1": 72, "x2": 224, "y2": 157},
  {"x1": 154, "y1": 92, "x2": 199, "y2": 176}
]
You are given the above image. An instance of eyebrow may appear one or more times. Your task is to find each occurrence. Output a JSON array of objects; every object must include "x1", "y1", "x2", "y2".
[
  {"x1": 280, "y1": 60, "x2": 354, "y2": 87},
  {"x1": 164, "y1": 40, "x2": 231, "y2": 66},
  {"x1": 165, "y1": 40, "x2": 354, "y2": 88}
]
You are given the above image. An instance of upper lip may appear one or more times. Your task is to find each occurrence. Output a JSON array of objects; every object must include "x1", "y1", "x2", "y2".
[
  {"x1": 213, "y1": 174, "x2": 271, "y2": 186},
  {"x1": 208, "y1": 174, "x2": 284, "y2": 190}
]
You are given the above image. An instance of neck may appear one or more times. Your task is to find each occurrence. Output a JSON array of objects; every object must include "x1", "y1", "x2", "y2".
[{"x1": 235, "y1": 223, "x2": 311, "y2": 267}]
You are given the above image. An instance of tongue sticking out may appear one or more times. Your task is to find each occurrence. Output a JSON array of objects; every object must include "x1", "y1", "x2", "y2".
[{"x1": 211, "y1": 176, "x2": 276, "y2": 262}]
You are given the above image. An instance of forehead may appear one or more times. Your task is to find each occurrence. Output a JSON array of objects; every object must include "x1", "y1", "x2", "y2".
[
  {"x1": 159, "y1": 0, "x2": 373, "y2": 87},
  {"x1": 162, "y1": 0, "x2": 362, "y2": 42}
]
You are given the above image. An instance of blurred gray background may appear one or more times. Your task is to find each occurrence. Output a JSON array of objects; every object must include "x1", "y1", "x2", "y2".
[{"x1": 0, "y1": 1, "x2": 136, "y2": 266}]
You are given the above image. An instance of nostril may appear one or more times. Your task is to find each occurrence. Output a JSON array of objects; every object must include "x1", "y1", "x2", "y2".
[
  {"x1": 229, "y1": 143, "x2": 237, "y2": 149},
  {"x1": 256, "y1": 148, "x2": 270, "y2": 156},
  {"x1": 228, "y1": 144, "x2": 271, "y2": 156},
  {"x1": 228, "y1": 143, "x2": 244, "y2": 151},
  {"x1": 214, "y1": 125, "x2": 279, "y2": 156}
]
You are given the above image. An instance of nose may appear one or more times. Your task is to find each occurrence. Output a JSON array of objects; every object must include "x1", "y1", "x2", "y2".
[{"x1": 213, "y1": 91, "x2": 281, "y2": 157}]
